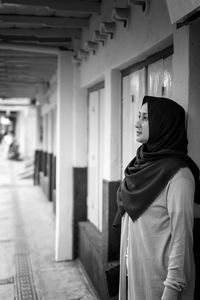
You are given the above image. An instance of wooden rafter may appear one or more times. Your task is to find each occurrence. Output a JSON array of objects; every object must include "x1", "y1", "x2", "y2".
[
  {"x1": 0, "y1": 52, "x2": 57, "y2": 58},
  {"x1": 0, "y1": 15, "x2": 89, "y2": 28},
  {"x1": 0, "y1": 36, "x2": 72, "y2": 42},
  {"x1": 0, "y1": 0, "x2": 101, "y2": 13},
  {"x1": 0, "y1": 2, "x2": 100, "y2": 98},
  {"x1": 0, "y1": 68, "x2": 55, "y2": 74},
  {"x1": 6, "y1": 69, "x2": 54, "y2": 74},
  {"x1": 0, "y1": 67, "x2": 55, "y2": 75},
  {"x1": 0, "y1": 61, "x2": 56, "y2": 66},
  {"x1": 0, "y1": 58, "x2": 57, "y2": 65},
  {"x1": 0, "y1": 28, "x2": 81, "y2": 38},
  {"x1": 0, "y1": 81, "x2": 43, "y2": 86}
]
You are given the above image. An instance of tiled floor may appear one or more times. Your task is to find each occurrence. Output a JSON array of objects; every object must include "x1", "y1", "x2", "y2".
[{"x1": 0, "y1": 146, "x2": 98, "y2": 300}]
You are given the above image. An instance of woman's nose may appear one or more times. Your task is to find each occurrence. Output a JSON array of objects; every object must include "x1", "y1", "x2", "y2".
[{"x1": 135, "y1": 119, "x2": 141, "y2": 128}]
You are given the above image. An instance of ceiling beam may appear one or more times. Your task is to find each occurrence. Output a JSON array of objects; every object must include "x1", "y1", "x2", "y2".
[
  {"x1": 0, "y1": 59, "x2": 57, "y2": 66},
  {"x1": 0, "y1": 56, "x2": 57, "y2": 61},
  {"x1": 0, "y1": 61, "x2": 56, "y2": 67},
  {"x1": 0, "y1": 50, "x2": 58, "y2": 57},
  {"x1": 4, "y1": 41, "x2": 72, "y2": 50},
  {"x1": 0, "y1": 67, "x2": 55, "y2": 73},
  {"x1": 0, "y1": 93, "x2": 34, "y2": 98},
  {"x1": 0, "y1": 58, "x2": 57, "y2": 66},
  {"x1": 0, "y1": 91, "x2": 35, "y2": 98},
  {"x1": 0, "y1": 41, "x2": 72, "y2": 51},
  {"x1": 0, "y1": 15, "x2": 89, "y2": 28},
  {"x1": 0, "y1": 42, "x2": 70, "y2": 54},
  {"x1": 0, "y1": 75, "x2": 53, "y2": 81},
  {"x1": 0, "y1": 73, "x2": 54, "y2": 80},
  {"x1": 0, "y1": 62, "x2": 56, "y2": 68},
  {"x1": 0, "y1": 28, "x2": 81, "y2": 38},
  {"x1": 0, "y1": 0, "x2": 101, "y2": 13},
  {"x1": 0, "y1": 68, "x2": 55, "y2": 75},
  {"x1": 0, "y1": 79, "x2": 43, "y2": 85},
  {"x1": 0, "y1": 82, "x2": 42, "y2": 86},
  {"x1": 0, "y1": 35, "x2": 72, "y2": 43}
]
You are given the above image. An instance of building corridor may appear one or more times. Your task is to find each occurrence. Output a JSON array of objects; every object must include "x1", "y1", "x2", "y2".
[{"x1": 0, "y1": 145, "x2": 98, "y2": 300}]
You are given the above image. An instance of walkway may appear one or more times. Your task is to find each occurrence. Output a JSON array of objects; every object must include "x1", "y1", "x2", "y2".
[{"x1": 0, "y1": 146, "x2": 98, "y2": 300}]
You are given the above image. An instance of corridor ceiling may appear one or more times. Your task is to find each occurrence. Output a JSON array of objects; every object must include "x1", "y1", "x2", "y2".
[{"x1": 0, "y1": 0, "x2": 101, "y2": 99}]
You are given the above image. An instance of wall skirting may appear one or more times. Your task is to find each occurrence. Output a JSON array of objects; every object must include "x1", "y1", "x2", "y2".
[
  {"x1": 78, "y1": 179, "x2": 120, "y2": 300},
  {"x1": 73, "y1": 167, "x2": 87, "y2": 258},
  {"x1": 102, "y1": 180, "x2": 121, "y2": 262}
]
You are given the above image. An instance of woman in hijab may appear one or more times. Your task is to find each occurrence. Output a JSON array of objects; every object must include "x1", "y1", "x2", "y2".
[{"x1": 113, "y1": 96, "x2": 200, "y2": 300}]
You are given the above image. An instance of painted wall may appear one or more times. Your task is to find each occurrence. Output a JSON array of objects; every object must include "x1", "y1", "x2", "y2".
[
  {"x1": 166, "y1": 0, "x2": 200, "y2": 23},
  {"x1": 80, "y1": 0, "x2": 173, "y2": 86},
  {"x1": 173, "y1": 26, "x2": 190, "y2": 111},
  {"x1": 16, "y1": 110, "x2": 26, "y2": 158},
  {"x1": 79, "y1": 0, "x2": 174, "y2": 181},
  {"x1": 72, "y1": 66, "x2": 88, "y2": 167},
  {"x1": 25, "y1": 106, "x2": 37, "y2": 159},
  {"x1": 187, "y1": 20, "x2": 200, "y2": 168},
  {"x1": 55, "y1": 51, "x2": 74, "y2": 261},
  {"x1": 16, "y1": 106, "x2": 37, "y2": 160}
]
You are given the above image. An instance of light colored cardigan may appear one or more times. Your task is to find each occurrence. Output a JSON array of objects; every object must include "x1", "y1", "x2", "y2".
[{"x1": 119, "y1": 168, "x2": 195, "y2": 300}]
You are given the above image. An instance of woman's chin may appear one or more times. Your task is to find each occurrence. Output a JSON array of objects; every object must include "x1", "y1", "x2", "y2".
[{"x1": 136, "y1": 137, "x2": 143, "y2": 144}]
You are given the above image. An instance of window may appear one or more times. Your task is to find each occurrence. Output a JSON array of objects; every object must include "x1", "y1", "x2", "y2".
[{"x1": 121, "y1": 47, "x2": 173, "y2": 177}]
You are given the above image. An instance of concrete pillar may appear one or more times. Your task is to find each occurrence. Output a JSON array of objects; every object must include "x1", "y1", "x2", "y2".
[
  {"x1": 173, "y1": 23, "x2": 200, "y2": 168},
  {"x1": 187, "y1": 20, "x2": 200, "y2": 167},
  {"x1": 36, "y1": 106, "x2": 42, "y2": 150},
  {"x1": 16, "y1": 110, "x2": 26, "y2": 158},
  {"x1": 42, "y1": 115, "x2": 47, "y2": 153},
  {"x1": 73, "y1": 66, "x2": 87, "y2": 167},
  {"x1": 173, "y1": 26, "x2": 190, "y2": 111},
  {"x1": 47, "y1": 111, "x2": 52, "y2": 153},
  {"x1": 55, "y1": 51, "x2": 74, "y2": 261},
  {"x1": 25, "y1": 106, "x2": 37, "y2": 159},
  {"x1": 53, "y1": 107, "x2": 57, "y2": 156},
  {"x1": 102, "y1": 69, "x2": 121, "y2": 263}
]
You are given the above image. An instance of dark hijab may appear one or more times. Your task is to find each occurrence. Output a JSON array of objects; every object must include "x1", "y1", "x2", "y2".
[{"x1": 113, "y1": 96, "x2": 200, "y2": 226}]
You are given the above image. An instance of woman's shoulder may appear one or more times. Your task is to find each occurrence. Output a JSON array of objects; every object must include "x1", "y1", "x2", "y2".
[{"x1": 169, "y1": 167, "x2": 194, "y2": 185}]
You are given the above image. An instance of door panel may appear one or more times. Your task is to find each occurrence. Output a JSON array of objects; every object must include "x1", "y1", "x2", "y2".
[
  {"x1": 88, "y1": 91, "x2": 99, "y2": 227},
  {"x1": 122, "y1": 68, "x2": 146, "y2": 178},
  {"x1": 147, "y1": 55, "x2": 173, "y2": 97},
  {"x1": 122, "y1": 75, "x2": 131, "y2": 176},
  {"x1": 163, "y1": 55, "x2": 173, "y2": 98},
  {"x1": 147, "y1": 59, "x2": 163, "y2": 97},
  {"x1": 98, "y1": 88, "x2": 105, "y2": 231},
  {"x1": 122, "y1": 54, "x2": 173, "y2": 179},
  {"x1": 87, "y1": 88, "x2": 105, "y2": 231},
  {"x1": 130, "y1": 68, "x2": 146, "y2": 157}
]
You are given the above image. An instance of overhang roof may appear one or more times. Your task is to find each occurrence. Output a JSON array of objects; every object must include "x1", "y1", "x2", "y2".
[{"x1": 0, "y1": 0, "x2": 101, "y2": 100}]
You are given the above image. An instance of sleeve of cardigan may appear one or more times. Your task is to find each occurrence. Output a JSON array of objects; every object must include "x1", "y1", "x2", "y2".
[{"x1": 163, "y1": 170, "x2": 195, "y2": 292}]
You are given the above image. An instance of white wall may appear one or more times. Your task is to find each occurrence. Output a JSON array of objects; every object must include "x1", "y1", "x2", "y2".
[
  {"x1": 16, "y1": 110, "x2": 26, "y2": 157},
  {"x1": 55, "y1": 51, "x2": 74, "y2": 261},
  {"x1": 72, "y1": 65, "x2": 87, "y2": 167},
  {"x1": 173, "y1": 26, "x2": 190, "y2": 111},
  {"x1": 53, "y1": 107, "x2": 57, "y2": 156},
  {"x1": 15, "y1": 106, "x2": 37, "y2": 160},
  {"x1": 79, "y1": 0, "x2": 174, "y2": 181},
  {"x1": 25, "y1": 107, "x2": 37, "y2": 159},
  {"x1": 80, "y1": 0, "x2": 173, "y2": 87},
  {"x1": 40, "y1": 84, "x2": 57, "y2": 154},
  {"x1": 187, "y1": 20, "x2": 200, "y2": 168},
  {"x1": 103, "y1": 69, "x2": 121, "y2": 181}
]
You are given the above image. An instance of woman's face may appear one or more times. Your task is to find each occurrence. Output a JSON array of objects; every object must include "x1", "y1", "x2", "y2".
[{"x1": 135, "y1": 102, "x2": 149, "y2": 144}]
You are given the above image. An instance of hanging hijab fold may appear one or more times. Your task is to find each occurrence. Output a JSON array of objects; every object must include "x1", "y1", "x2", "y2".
[{"x1": 113, "y1": 96, "x2": 200, "y2": 228}]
